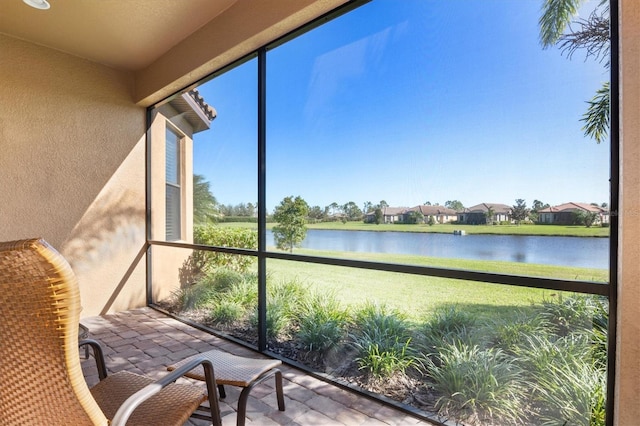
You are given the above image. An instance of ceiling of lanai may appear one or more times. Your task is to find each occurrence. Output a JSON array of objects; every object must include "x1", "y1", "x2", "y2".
[
  {"x1": 0, "y1": 0, "x2": 239, "y2": 71},
  {"x1": 0, "y1": 0, "x2": 348, "y2": 104}
]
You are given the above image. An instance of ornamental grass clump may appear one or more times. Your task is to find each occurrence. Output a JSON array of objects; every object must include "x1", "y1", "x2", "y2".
[
  {"x1": 208, "y1": 300, "x2": 245, "y2": 325},
  {"x1": 531, "y1": 355, "x2": 606, "y2": 426},
  {"x1": 174, "y1": 269, "x2": 258, "y2": 325},
  {"x1": 172, "y1": 270, "x2": 229, "y2": 311},
  {"x1": 487, "y1": 311, "x2": 550, "y2": 354},
  {"x1": 514, "y1": 325, "x2": 607, "y2": 425},
  {"x1": 297, "y1": 291, "x2": 349, "y2": 353},
  {"x1": 250, "y1": 277, "x2": 311, "y2": 339},
  {"x1": 538, "y1": 294, "x2": 607, "y2": 336},
  {"x1": 420, "y1": 305, "x2": 477, "y2": 355},
  {"x1": 422, "y1": 341, "x2": 527, "y2": 425},
  {"x1": 350, "y1": 302, "x2": 416, "y2": 378}
]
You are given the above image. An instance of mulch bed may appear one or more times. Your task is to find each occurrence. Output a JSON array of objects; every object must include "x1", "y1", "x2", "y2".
[{"x1": 155, "y1": 302, "x2": 440, "y2": 417}]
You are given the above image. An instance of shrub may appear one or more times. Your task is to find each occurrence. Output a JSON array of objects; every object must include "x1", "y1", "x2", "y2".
[
  {"x1": 190, "y1": 225, "x2": 258, "y2": 274},
  {"x1": 297, "y1": 292, "x2": 349, "y2": 353},
  {"x1": 250, "y1": 299, "x2": 291, "y2": 339},
  {"x1": 422, "y1": 342, "x2": 527, "y2": 425},
  {"x1": 200, "y1": 269, "x2": 244, "y2": 293},
  {"x1": 350, "y1": 302, "x2": 416, "y2": 378},
  {"x1": 530, "y1": 351, "x2": 606, "y2": 426},
  {"x1": 538, "y1": 294, "x2": 608, "y2": 337},
  {"x1": 172, "y1": 272, "x2": 221, "y2": 310},
  {"x1": 250, "y1": 278, "x2": 311, "y2": 339},
  {"x1": 209, "y1": 300, "x2": 245, "y2": 325},
  {"x1": 354, "y1": 337, "x2": 415, "y2": 378},
  {"x1": 487, "y1": 311, "x2": 549, "y2": 354},
  {"x1": 267, "y1": 277, "x2": 311, "y2": 321},
  {"x1": 421, "y1": 305, "x2": 476, "y2": 353},
  {"x1": 171, "y1": 268, "x2": 258, "y2": 327},
  {"x1": 223, "y1": 273, "x2": 258, "y2": 308}
]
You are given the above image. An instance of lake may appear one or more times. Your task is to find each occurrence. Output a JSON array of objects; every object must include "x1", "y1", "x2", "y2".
[{"x1": 267, "y1": 229, "x2": 609, "y2": 269}]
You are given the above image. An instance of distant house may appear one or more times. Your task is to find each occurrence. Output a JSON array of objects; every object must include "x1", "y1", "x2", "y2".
[
  {"x1": 364, "y1": 205, "x2": 460, "y2": 224},
  {"x1": 458, "y1": 203, "x2": 512, "y2": 224},
  {"x1": 537, "y1": 202, "x2": 609, "y2": 225},
  {"x1": 363, "y1": 207, "x2": 409, "y2": 224},
  {"x1": 381, "y1": 207, "x2": 409, "y2": 223},
  {"x1": 409, "y1": 205, "x2": 459, "y2": 224}
]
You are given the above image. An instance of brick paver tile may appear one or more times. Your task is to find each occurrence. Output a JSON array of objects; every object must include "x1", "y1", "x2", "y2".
[
  {"x1": 80, "y1": 308, "x2": 436, "y2": 426},
  {"x1": 292, "y1": 409, "x2": 338, "y2": 425},
  {"x1": 335, "y1": 407, "x2": 369, "y2": 425},
  {"x1": 306, "y1": 393, "x2": 347, "y2": 417},
  {"x1": 360, "y1": 417, "x2": 393, "y2": 426}
]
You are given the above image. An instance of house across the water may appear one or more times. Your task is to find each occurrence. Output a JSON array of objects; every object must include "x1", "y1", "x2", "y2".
[{"x1": 537, "y1": 202, "x2": 610, "y2": 225}]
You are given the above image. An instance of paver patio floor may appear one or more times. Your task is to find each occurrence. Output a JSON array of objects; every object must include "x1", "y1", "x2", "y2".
[{"x1": 80, "y1": 308, "x2": 436, "y2": 426}]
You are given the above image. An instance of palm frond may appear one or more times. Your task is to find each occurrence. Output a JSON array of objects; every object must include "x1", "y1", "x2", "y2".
[
  {"x1": 539, "y1": 0, "x2": 586, "y2": 47},
  {"x1": 581, "y1": 81, "x2": 610, "y2": 144}
]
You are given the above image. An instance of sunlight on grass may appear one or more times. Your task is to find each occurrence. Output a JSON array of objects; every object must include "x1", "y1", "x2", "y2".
[{"x1": 264, "y1": 248, "x2": 607, "y2": 323}]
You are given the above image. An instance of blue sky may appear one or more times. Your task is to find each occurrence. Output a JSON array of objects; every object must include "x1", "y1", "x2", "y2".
[{"x1": 193, "y1": 0, "x2": 609, "y2": 212}]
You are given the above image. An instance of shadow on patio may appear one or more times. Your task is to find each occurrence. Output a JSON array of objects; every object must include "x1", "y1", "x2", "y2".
[{"x1": 80, "y1": 308, "x2": 434, "y2": 426}]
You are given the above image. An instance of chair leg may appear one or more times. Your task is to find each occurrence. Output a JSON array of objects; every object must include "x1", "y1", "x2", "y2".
[
  {"x1": 235, "y1": 368, "x2": 285, "y2": 426},
  {"x1": 236, "y1": 387, "x2": 250, "y2": 426},
  {"x1": 218, "y1": 384, "x2": 226, "y2": 399},
  {"x1": 275, "y1": 370, "x2": 285, "y2": 411}
]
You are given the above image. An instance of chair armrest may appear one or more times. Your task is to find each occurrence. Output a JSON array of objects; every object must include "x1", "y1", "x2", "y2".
[
  {"x1": 111, "y1": 357, "x2": 221, "y2": 426},
  {"x1": 79, "y1": 338, "x2": 108, "y2": 380}
]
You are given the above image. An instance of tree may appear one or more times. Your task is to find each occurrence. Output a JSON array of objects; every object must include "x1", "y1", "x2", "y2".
[
  {"x1": 573, "y1": 209, "x2": 599, "y2": 227},
  {"x1": 363, "y1": 201, "x2": 373, "y2": 214},
  {"x1": 406, "y1": 210, "x2": 424, "y2": 224},
  {"x1": 374, "y1": 208, "x2": 383, "y2": 225},
  {"x1": 342, "y1": 201, "x2": 363, "y2": 221},
  {"x1": 378, "y1": 200, "x2": 389, "y2": 209},
  {"x1": 532, "y1": 199, "x2": 550, "y2": 212},
  {"x1": 272, "y1": 196, "x2": 310, "y2": 252},
  {"x1": 539, "y1": 0, "x2": 610, "y2": 143},
  {"x1": 485, "y1": 206, "x2": 496, "y2": 225},
  {"x1": 193, "y1": 174, "x2": 219, "y2": 225},
  {"x1": 511, "y1": 199, "x2": 529, "y2": 225},
  {"x1": 246, "y1": 202, "x2": 256, "y2": 217},
  {"x1": 308, "y1": 205, "x2": 325, "y2": 222},
  {"x1": 445, "y1": 200, "x2": 465, "y2": 211},
  {"x1": 328, "y1": 202, "x2": 340, "y2": 216},
  {"x1": 530, "y1": 199, "x2": 550, "y2": 223},
  {"x1": 584, "y1": 211, "x2": 599, "y2": 227}
]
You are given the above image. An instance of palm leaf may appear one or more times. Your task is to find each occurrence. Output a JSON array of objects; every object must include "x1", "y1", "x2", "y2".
[
  {"x1": 581, "y1": 81, "x2": 610, "y2": 144},
  {"x1": 539, "y1": 0, "x2": 586, "y2": 47}
]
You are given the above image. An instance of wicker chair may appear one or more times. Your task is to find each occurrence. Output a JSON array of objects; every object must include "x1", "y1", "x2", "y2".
[{"x1": 0, "y1": 238, "x2": 222, "y2": 426}]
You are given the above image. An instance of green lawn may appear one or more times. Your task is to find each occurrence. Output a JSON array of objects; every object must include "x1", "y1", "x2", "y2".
[
  {"x1": 306, "y1": 221, "x2": 609, "y2": 237},
  {"x1": 218, "y1": 220, "x2": 609, "y2": 237},
  {"x1": 265, "y1": 248, "x2": 608, "y2": 323},
  {"x1": 206, "y1": 223, "x2": 608, "y2": 322}
]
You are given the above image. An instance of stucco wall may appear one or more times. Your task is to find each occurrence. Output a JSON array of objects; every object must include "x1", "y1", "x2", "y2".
[
  {"x1": 148, "y1": 107, "x2": 195, "y2": 303},
  {"x1": 617, "y1": 1, "x2": 640, "y2": 424},
  {"x1": 0, "y1": 34, "x2": 147, "y2": 316}
]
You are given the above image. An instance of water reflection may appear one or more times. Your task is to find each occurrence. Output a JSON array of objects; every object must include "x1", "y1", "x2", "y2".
[{"x1": 267, "y1": 229, "x2": 608, "y2": 269}]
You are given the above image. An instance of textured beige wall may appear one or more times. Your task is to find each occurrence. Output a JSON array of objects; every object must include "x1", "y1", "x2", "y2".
[
  {"x1": 0, "y1": 34, "x2": 147, "y2": 316},
  {"x1": 617, "y1": 1, "x2": 640, "y2": 424},
  {"x1": 148, "y1": 107, "x2": 195, "y2": 303}
]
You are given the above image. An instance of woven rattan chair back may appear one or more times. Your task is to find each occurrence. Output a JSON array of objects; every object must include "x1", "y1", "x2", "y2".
[{"x1": 0, "y1": 238, "x2": 108, "y2": 425}]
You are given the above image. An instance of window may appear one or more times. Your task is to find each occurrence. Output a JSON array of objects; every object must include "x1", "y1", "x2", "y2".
[
  {"x1": 165, "y1": 127, "x2": 181, "y2": 241},
  {"x1": 148, "y1": 1, "x2": 615, "y2": 424}
]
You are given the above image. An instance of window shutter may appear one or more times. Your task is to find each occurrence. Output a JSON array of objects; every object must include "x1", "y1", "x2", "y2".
[{"x1": 166, "y1": 129, "x2": 181, "y2": 241}]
